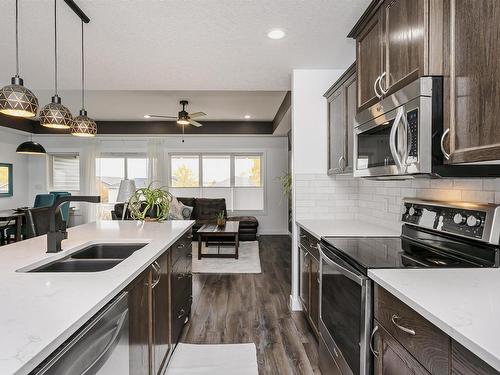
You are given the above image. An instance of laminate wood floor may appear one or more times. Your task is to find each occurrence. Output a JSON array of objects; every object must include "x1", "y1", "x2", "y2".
[{"x1": 182, "y1": 235, "x2": 321, "y2": 375}]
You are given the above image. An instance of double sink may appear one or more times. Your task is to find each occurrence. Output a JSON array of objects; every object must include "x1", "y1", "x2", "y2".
[{"x1": 29, "y1": 243, "x2": 147, "y2": 273}]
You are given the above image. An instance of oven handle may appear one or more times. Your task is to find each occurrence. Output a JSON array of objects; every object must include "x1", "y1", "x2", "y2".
[
  {"x1": 318, "y1": 244, "x2": 367, "y2": 286},
  {"x1": 389, "y1": 107, "x2": 406, "y2": 173}
]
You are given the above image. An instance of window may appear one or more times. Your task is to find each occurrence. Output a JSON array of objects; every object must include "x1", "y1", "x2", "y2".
[
  {"x1": 49, "y1": 154, "x2": 80, "y2": 191},
  {"x1": 96, "y1": 155, "x2": 148, "y2": 204},
  {"x1": 169, "y1": 153, "x2": 264, "y2": 211}
]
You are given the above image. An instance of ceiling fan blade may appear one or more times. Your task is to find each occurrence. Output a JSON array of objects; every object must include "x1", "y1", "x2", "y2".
[
  {"x1": 188, "y1": 119, "x2": 203, "y2": 127},
  {"x1": 146, "y1": 115, "x2": 177, "y2": 119},
  {"x1": 188, "y1": 111, "x2": 207, "y2": 119}
]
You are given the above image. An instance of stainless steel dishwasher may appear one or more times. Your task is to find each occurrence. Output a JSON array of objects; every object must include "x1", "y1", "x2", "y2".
[{"x1": 34, "y1": 292, "x2": 129, "y2": 375}]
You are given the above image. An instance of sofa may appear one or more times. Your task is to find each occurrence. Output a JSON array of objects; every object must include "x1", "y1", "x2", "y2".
[{"x1": 111, "y1": 197, "x2": 259, "y2": 241}]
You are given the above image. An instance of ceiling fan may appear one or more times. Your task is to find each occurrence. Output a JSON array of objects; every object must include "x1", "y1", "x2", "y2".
[{"x1": 144, "y1": 100, "x2": 206, "y2": 127}]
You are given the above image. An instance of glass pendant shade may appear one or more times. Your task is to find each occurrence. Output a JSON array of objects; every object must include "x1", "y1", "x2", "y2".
[
  {"x1": 39, "y1": 95, "x2": 73, "y2": 129},
  {"x1": 71, "y1": 109, "x2": 96, "y2": 137},
  {"x1": 16, "y1": 140, "x2": 46, "y2": 155},
  {"x1": 0, "y1": 76, "x2": 39, "y2": 118}
]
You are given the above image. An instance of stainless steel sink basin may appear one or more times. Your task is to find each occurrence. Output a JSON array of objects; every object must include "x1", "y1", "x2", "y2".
[
  {"x1": 30, "y1": 259, "x2": 122, "y2": 272},
  {"x1": 70, "y1": 243, "x2": 146, "y2": 260},
  {"x1": 28, "y1": 243, "x2": 147, "y2": 273}
]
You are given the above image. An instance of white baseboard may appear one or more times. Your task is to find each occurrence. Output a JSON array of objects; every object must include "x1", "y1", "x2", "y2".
[
  {"x1": 257, "y1": 231, "x2": 291, "y2": 235},
  {"x1": 289, "y1": 295, "x2": 302, "y2": 311}
]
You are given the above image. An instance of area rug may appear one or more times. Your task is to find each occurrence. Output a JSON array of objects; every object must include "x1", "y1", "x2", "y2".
[
  {"x1": 192, "y1": 241, "x2": 262, "y2": 274},
  {"x1": 166, "y1": 343, "x2": 258, "y2": 375}
]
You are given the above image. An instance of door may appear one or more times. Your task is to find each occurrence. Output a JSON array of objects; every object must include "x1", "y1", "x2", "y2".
[
  {"x1": 374, "y1": 323, "x2": 430, "y2": 375},
  {"x1": 382, "y1": 0, "x2": 427, "y2": 94},
  {"x1": 443, "y1": 0, "x2": 500, "y2": 164},
  {"x1": 151, "y1": 252, "x2": 170, "y2": 375},
  {"x1": 328, "y1": 89, "x2": 346, "y2": 174},
  {"x1": 344, "y1": 74, "x2": 357, "y2": 173},
  {"x1": 128, "y1": 272, "x2": 151, "y2": 375},
  {"x1": 299, "y1": 246, "x2": 310, "y2": 312},
  {"x1": 309, "y1": 256, "x2": 320, "y2": 335},
  {"x1": 357, "y1": 8, "x2": 383, "y2": 112}
]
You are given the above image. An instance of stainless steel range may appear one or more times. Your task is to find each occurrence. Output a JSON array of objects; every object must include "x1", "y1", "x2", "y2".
[{"x1": 318, "y1": 199, "x2": 500, "y2": 375}]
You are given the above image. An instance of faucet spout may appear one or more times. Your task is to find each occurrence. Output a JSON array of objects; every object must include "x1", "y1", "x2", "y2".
[{"x1": 47, "y1": 196, "x2": 101, "y2": 253}]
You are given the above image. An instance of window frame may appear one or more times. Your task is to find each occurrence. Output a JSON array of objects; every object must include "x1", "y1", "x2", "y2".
[
  {"x1": 168, "y1": 152, "x2": 265, "y2": 213},
  {"x1": 48, "y1": 153, "x2": 81, "y2": 193}
]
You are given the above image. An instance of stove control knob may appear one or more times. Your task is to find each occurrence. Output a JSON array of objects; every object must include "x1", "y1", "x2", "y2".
[
  {"x1": 453, "y1": 213, "x2": 467, "y2": 225},
  {"x1": 467, "y1": 215, "x2": 482, "y2": 227},
  {"x1": 409, "y1": 207, "x2": 421, "y2": 216}
]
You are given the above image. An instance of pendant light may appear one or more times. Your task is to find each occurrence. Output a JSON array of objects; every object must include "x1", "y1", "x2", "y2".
[
  {"x1": 16, "y1": 135, "x2": 46, "y2": 155},
  {"x1": 0, "y1": 0, "x2": 39, "y2": 118},
  {"x1": 71, "y1": 21, "x2": 96, "y2": 137},
  {"x1": 39, "y1": 0, "x2": 73, "y2": 129}
]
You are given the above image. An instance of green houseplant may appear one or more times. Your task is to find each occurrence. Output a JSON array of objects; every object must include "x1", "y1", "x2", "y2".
[
  {"x1": 216, "y1": 211, "x2": 226, "y2": 227},
  {"x1": 128, "y1": 183, "x2": 173, "y2": 222}
]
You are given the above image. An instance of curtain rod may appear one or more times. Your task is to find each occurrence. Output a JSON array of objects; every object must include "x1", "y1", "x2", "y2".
[{"x1": 63, "y1": 0, "x2": 90, "y2": 23}]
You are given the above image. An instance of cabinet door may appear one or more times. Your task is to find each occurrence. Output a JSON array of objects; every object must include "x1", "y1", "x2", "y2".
[
  {"x1": 299, "y1": 247, "x2": 310, "y2": 312},
  {"x1": 452, "y1": 340, "x2": 500, "y2": 375},
  {"x1": 309, "y1": 256, "x2": 320, "y2": 336},
  {"x1": 327, "y1": 89, "x2": 346, "y2": 174},
  {"x1": 128, "y1": 271, "x2": 151, "y2": 375},
  {"x1": 444, "y1": 0, "x2": 500, "y2": 164},
  {"x1": 344, "y1": 74, "x2": 357, "y2": 173},
  {"x1": 382, "y1": 0, "x2": 427, "y2": 94},
  {"x1": 151, "y1": 252, "x2": 171, "y2": 375},
  {"x1": 356, "y1": 8, "x2": 383, "y2": 112},
  {"x1": 374, "y1": 324, "x2": 430, "y2": 375}
]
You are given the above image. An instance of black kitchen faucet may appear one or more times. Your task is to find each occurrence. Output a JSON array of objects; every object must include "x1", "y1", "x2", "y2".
[{"x1": 47, "y1": 196, "x2": 101, "y2": 253}]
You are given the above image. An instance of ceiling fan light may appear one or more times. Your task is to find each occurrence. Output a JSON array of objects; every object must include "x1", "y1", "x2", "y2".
[
  {"x1": 71, "y1": 109, "x2": 97, "y2": 137},
  {"x1": 16, "y1": 140, "x2": 46, "y2": 155},
  {"x1": 177, "y1": 118, "x2": 190, "y2": 125},
  {"x1": 39, "y1": 95, "x2": 73, "y2": 129},
  {"x1": 0, "y1": 77, "x2": 39, "y2": 118}
]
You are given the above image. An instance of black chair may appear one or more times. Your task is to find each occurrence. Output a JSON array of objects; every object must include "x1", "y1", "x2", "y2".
[{"x1": 25, "y1": 207, "x2": 64, "y2": 238}]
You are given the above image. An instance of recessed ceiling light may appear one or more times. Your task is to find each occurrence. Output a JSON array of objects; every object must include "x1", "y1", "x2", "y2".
[
  {"x1": 244, "y1": 114, "x2": 251, "y2": 119},
  {"x1": 267, "y1": 28, "x2": 286, "y2": 40},
  {"x1": 144, "y1": 115, "x2": 151, "y2": 119}
]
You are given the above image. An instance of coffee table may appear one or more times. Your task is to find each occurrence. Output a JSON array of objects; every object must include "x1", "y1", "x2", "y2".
[{"x1": 197, "y1": 222, "x2": 240, "y2": 260}]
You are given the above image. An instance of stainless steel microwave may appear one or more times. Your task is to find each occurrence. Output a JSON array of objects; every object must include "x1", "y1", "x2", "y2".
[{"x1": 353, "y1": 77, "x2": 500, "y2": 179}]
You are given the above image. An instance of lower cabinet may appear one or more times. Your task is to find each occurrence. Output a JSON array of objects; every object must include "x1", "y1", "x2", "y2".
[{"x1": 128, "y1": 229, "x2": 193, "y2": 375}]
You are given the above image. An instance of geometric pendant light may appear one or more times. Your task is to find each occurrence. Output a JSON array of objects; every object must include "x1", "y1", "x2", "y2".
[
  {"x1": 39, "y1": 0, "x2": 73, "y2": 129},
  {"x1": 0, "y1": 0, "x2": 39, "y2": 118},
  {"x1": 71, "y1": 21, "x2": 96, "y2": 137}
]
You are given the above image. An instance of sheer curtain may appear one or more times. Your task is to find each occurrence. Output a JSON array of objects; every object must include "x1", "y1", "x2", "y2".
[
  {"x1": 147, "y1": 139, "x2": 167, "y2": 187},
  {"x1": 81, "y1": 140, "x2": 100, "y2": 223}
]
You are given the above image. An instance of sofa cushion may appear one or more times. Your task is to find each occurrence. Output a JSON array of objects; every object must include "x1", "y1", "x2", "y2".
[
  {"x1": 193, "y1": 198, "x2": 227, "y2": 221},
  {"x1": 227, "y1": 216, "x2": 259, "y2": 228}
]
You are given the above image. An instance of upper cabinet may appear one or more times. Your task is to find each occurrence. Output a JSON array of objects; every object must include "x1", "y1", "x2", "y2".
[
  {"x1": 349, "y1": 0, "x2": 444, "y2": 113},
  {"x1": 442, "y1": 0, "x2": 500, "y2": 164},
  {"x1": 324, "y1": 64, "x2": 356, "y2": 175}
]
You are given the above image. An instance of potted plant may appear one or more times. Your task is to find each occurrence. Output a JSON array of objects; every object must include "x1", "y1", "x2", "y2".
[
  {"x1": 216, "y1": 211, "x2": 226, "y2": 227},
  {"x1": 128, "y1": 183, "x2": 173, "y2": 222}
]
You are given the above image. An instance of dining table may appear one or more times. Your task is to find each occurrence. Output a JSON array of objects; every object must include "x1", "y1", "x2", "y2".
[{"x1": 0, "y1": 209, "x2": 26, "y2": 243}]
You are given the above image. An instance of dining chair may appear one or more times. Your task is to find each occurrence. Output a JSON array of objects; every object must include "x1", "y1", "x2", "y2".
[
  {"x1": 49, "y1": 192, "x2": 71, "y2": 222},
  {"x1": 25, "y1": 207, "x2": 64, "y2": 238}
]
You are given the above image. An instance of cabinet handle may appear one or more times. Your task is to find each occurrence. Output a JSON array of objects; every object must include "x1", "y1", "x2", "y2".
[
  {"x1": 378, "y1": 71, "x2": 387, "y2": 95},
  {"x1": 370, "y1": 325, "x2": 379, "y2": 357},
  {"x1": 177, "y1": 242, "x2": 186, "y2": 249},
  {"x1": 178, "y1": 309, "x2": 186, "y2": 319},
  {"x1": 338, "y1": 155, "x2": 345, "y2": 172},
  {"x1": 391, "y1": 314, "x2": 416, "y2": 336},
  {"x1": 374, "y1": 75, "x2": 383, "y2": 99},
  {"x1": 151, "y1": 261, "x2": 161, "y2": 288},
  {"x1": 440, "y1": 128, "x2": 451, "y2": 160}
]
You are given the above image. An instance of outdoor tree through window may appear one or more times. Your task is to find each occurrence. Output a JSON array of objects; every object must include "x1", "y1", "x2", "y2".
[{"x1": 171, "y1": 155, "x2": 200, "y2": 187}]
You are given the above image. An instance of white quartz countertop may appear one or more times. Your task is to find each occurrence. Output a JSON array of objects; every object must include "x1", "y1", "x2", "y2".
[
  {"x1": 369, "y1": 268, "x2": 500, "y2": 372},
  {"x1": 0, "y1": 220, "x2": 194, "y2": 375},
  {"x1": 296, "y1": 219, "x2": 400, "y2": 239}
]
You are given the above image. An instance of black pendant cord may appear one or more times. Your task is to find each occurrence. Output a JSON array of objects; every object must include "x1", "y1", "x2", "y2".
[
  {"x1": 81, "y1": 20, "x2": 85, "y2": 110},
  {"x1": 54, "y1": 0, "x2": 58, "y2": 96},
  {"x1": 15, "y1": 0, "x2": 19, "y2": 77}
]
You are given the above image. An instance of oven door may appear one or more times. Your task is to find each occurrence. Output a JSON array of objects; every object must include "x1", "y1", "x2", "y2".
[{"x1": 319, "y1": 243, "x2": 372, "y2": 375}]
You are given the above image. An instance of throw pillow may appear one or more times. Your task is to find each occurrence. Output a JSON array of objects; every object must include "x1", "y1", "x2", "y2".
[
  {"x1": 168, "y1": 197, "x2": 194, "y2": 220},
  {"x1": 180, "y1": 202, "x2": 194, "y2": 219}
]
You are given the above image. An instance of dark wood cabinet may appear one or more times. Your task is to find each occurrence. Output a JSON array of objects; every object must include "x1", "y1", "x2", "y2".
[
  {"x1": 151, "y1": 251, "x2": 171, "y2": 375},
  {"x1": 128, "y1": 271, "x2": 151, "y2": 375},
  {"x1": 452, "y1": 340, "x2": 499, "y2": 375},
  {"x1": 442, "y1": 0, "x2": 500, "y2": 164},
  {"x1": 324, "y1": 64, "x2": 356, "y2": 175},
  {"x1": 298, "y1": 227, "x2": 320, "y2": 338}
]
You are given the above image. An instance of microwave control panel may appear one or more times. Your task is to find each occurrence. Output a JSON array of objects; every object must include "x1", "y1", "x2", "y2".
[{"x1": 406, "y1": 109, "x2": 419, "y2": 164}]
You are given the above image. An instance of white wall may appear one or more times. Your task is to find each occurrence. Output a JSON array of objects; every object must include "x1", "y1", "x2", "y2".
[
  {"x1": 30, "y1": 134, "x2": 289, "y2": 235},
  {"x1": 0, "y1": 128, "x2": 29, "y2": 210}
]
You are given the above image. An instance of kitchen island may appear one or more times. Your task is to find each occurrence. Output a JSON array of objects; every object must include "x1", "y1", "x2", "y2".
[{"x1": 0, "y1": 220, "x2": 194, "y2": 375}]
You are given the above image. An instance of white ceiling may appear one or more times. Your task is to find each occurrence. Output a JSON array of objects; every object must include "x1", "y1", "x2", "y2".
[{"x1": 0, "y1": 0, "x2": 369, "y2": 120}]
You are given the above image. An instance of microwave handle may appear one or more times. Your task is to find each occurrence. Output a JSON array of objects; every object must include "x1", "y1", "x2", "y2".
[{"x1": 389, "y1": 107, "x2": 407, "y2": 173}]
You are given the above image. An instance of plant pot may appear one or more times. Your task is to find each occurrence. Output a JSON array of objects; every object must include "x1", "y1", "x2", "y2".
[
  {"x1": 144, "y1": 217, "x2": 159, "y2": 222},
  {"x1": 217, "y1": 218, "x2": 226, "y2": 227}
]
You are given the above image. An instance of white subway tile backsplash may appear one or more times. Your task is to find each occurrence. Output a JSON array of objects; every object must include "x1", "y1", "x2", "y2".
[{"x1": 453, "y1": 179, "x2": 483, "y2": 191}]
